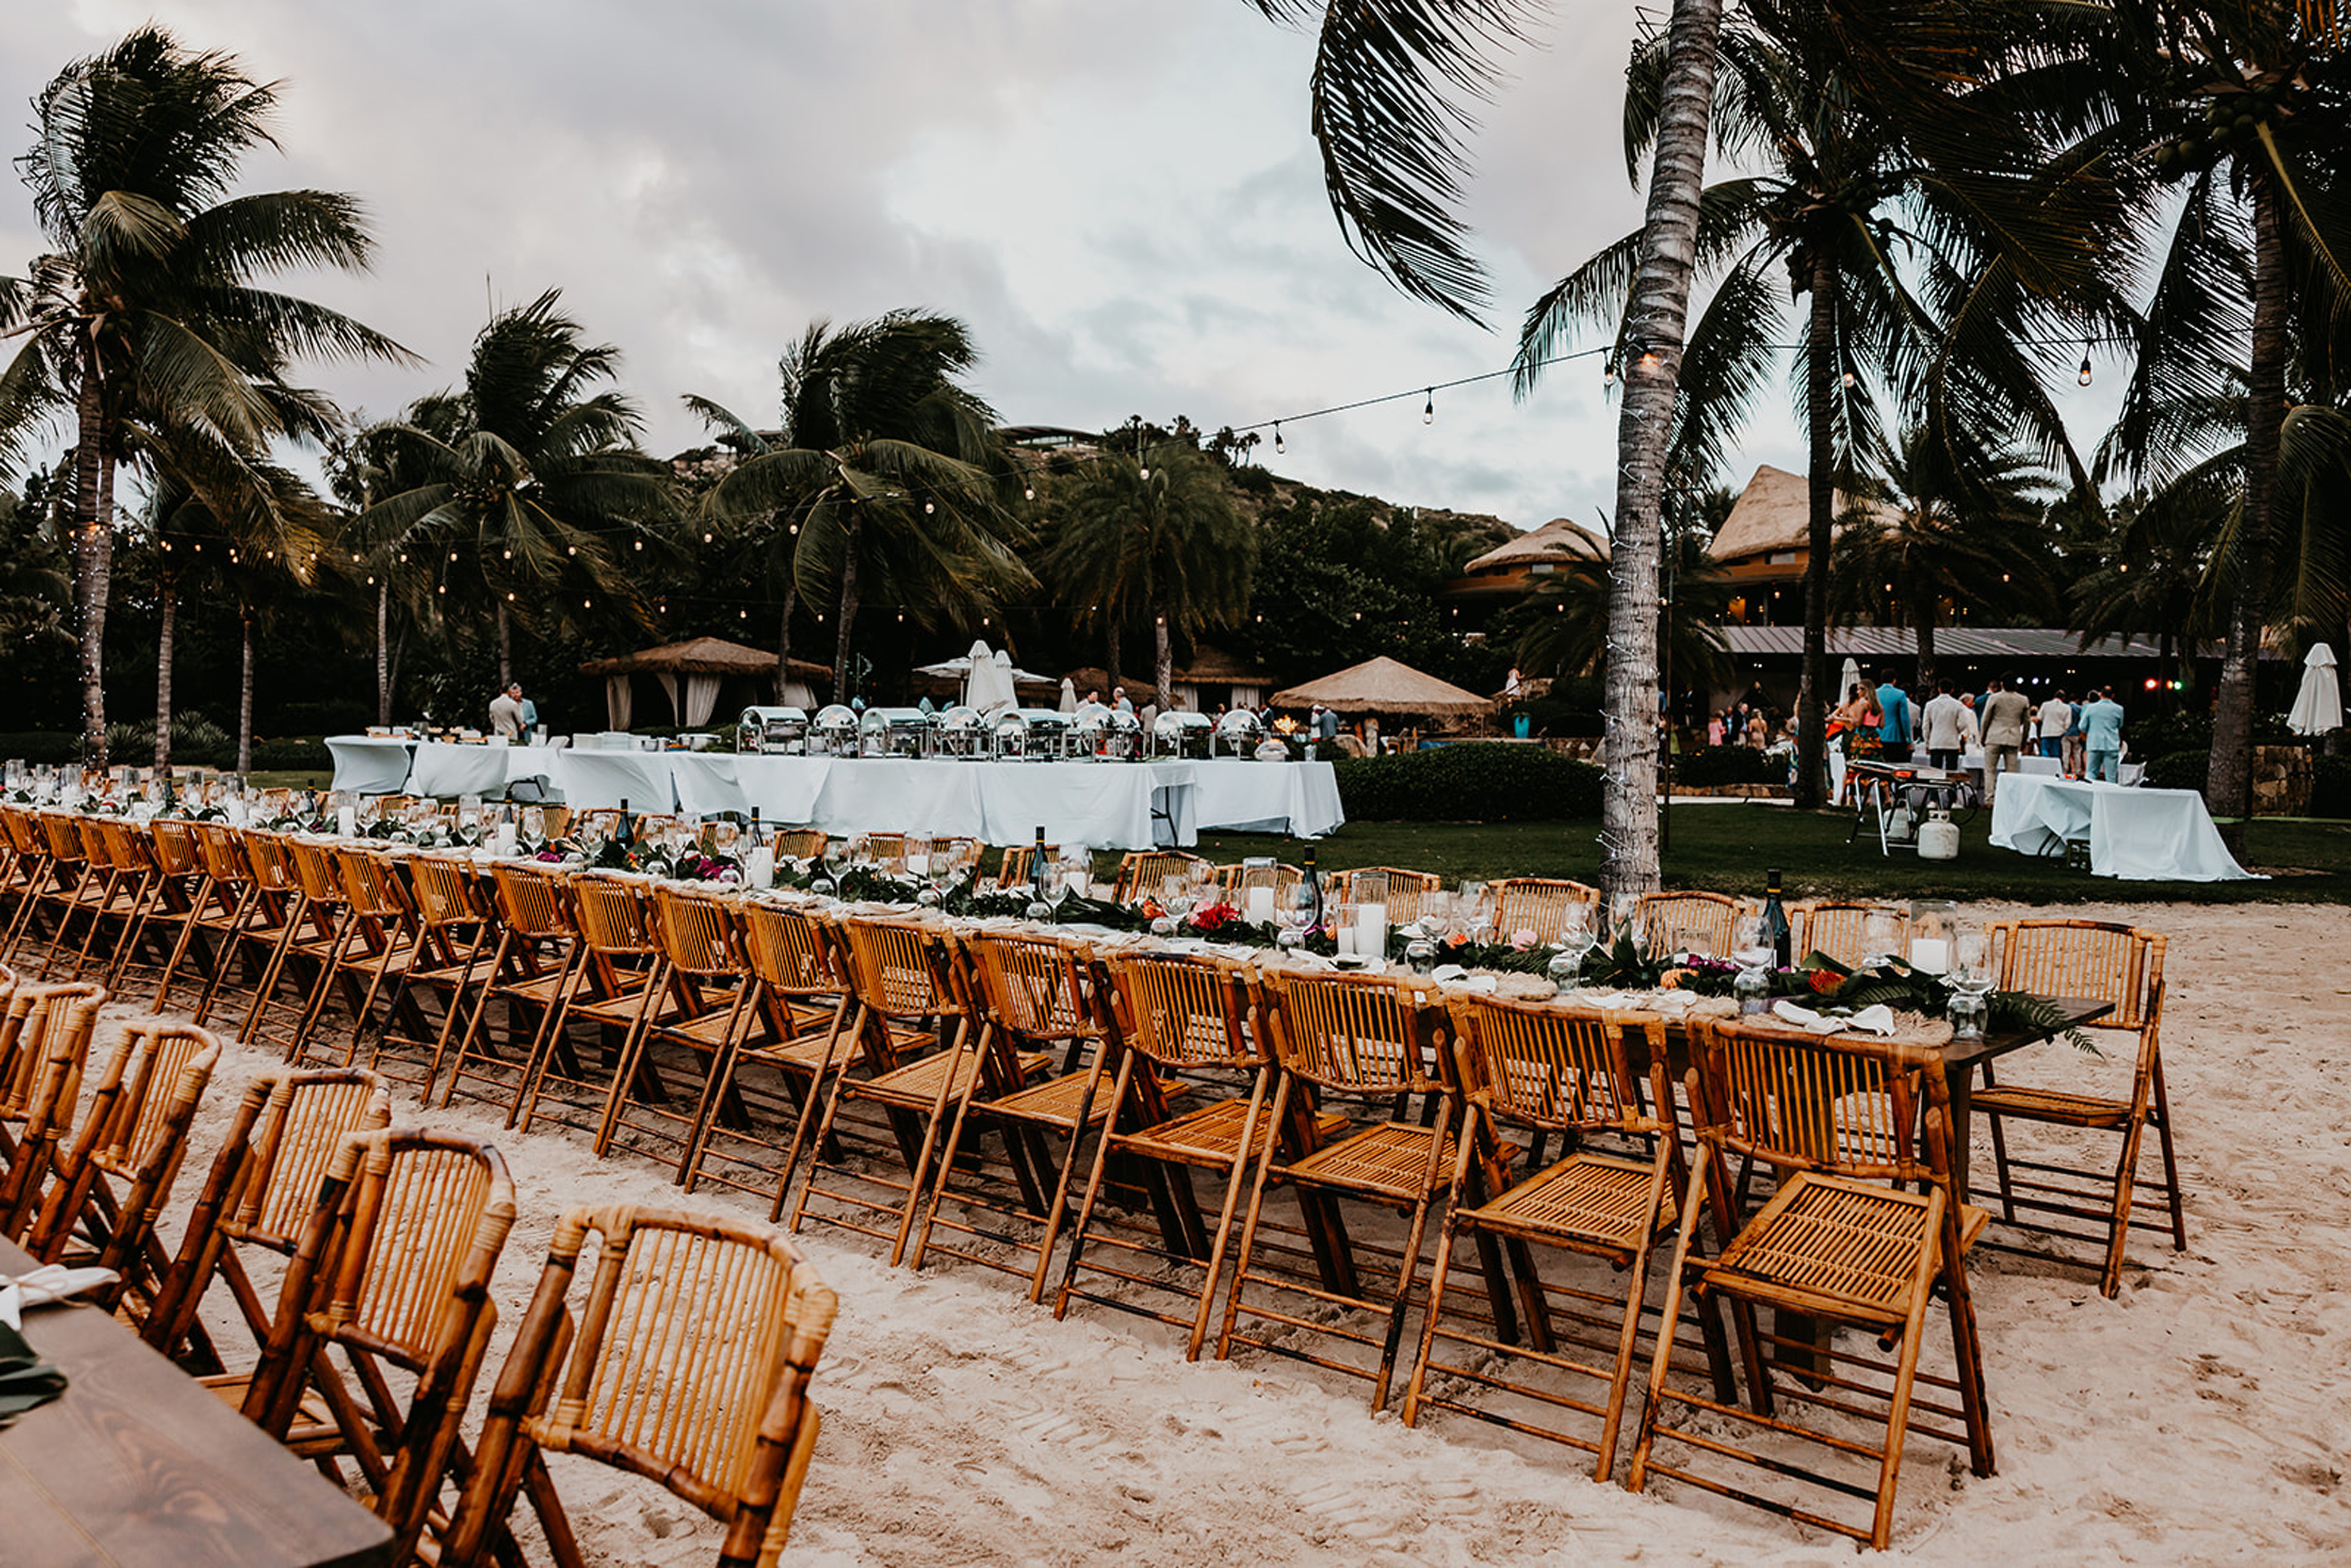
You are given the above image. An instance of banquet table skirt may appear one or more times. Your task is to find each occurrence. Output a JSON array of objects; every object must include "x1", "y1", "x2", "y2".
[
  {"x1": 542, "y1": 750, "x2": 682, "y2": 814},
  {"x1": 325, "y1": 735, "x2": 417, "y2": 794},
  {"x1": 1189, "y1": 759, "x2": 1344, "y2": 836},
  {"x1": 1989, "y1": 774, "x2": 2259, "y2": 880},
  {"x1": 408, "y1": 740, "x2": 542, "y2": 798}
]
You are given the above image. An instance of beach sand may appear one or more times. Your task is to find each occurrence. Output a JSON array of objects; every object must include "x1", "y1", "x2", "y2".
[{"x1": 135, "y1": 895, "x2": 2351, "y2": 1565}]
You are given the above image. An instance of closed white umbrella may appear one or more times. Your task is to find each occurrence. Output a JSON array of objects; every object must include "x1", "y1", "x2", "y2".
[
  {"x1": 1838, "y1": 656, "x2": 1864, "y2": 703},
  {"x1": 968, "y1": 647, "x2": 1018, "y2": 715},
  {"x1": 1058, "y1": 677, "x2": 1078, "y2": 714},
  {"x1": 2288, "y1": 642, "x2": 2343, "y2": 735}
]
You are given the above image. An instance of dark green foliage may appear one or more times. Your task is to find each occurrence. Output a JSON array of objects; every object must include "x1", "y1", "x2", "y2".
[
  {"x1": 0, "y1": 732, "x2": 81, "y2": 764},
  {"x1": 247, "y1": 737, "x2": 331, "y2": 771},
  {"x1": 2315, "y1": 755, "x2": 2351, "y2": 819},
  {"x1": 1674, "y1": 745, "x2": 1782, "y2": 786},
  {"x1": 2144, "y1": 750, "x2": 2212, "y2": 794},
  {"x1": 1230, "y1": 465, "x2": 1277, "y2": 496},
  {"x1": 1332, "y1": 743, "x2": 1603, "y2": 821}
]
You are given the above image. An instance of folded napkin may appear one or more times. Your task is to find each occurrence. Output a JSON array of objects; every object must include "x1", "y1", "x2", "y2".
[{"x1": 1770, "y1": 1000, "x2": 1899, "y2": 1035}]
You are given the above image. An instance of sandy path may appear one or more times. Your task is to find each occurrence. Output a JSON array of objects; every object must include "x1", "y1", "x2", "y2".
[{"x1": 141, "y1": 897, "x2": 2351, "y2": 1564}]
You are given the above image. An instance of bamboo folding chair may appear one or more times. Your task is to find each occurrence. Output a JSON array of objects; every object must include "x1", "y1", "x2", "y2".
[
  {"x1": 1799, "y1": 901, "x2": 1911, "y2": 969},
  {"x1": 357, "y1": 853, "x2": 492, "y2": 1099},
  {"x1": 290, "y1": 845, "x2": 424, "y2": 1072},
  {"x1": 1218, "y1": 970, "x2": 1462, "y2": 1408},
  {"x1": 1489, "y1": 878, "x2": 1601, "y2": 945},
  {"x1": 1336, "y1": 867, "x2": 1440, "y2": 922},
  {"x1": 1056, "y1": 952, "x2": 1339, "y2": 1360},
  {"x1": 769, "y1": 827, "x2": 827, "y2": 863},
  {"x1": 517, "y1": 874, "x2": 667, "y2": 1142},
  {"x1": 244, "y1": 836, "x2": 356, "y2": 1061},
  {"x1": 1976, "y1": 920, "x2": 2180, "y2": 1297},
  {"x1": 1636, "y1": 890, "x2": 1751, "y2": 958},
  {"x1": 907, "y1": 932, "x2": 1114, "y2": 1299},
  {"x1": 144, "y1": 1068, "x2": 395, "y2": 1369},
  {"x1": 76, "y1": 818, "x2": 165, "y2": 984},
  {"x1": 436, "y1": 861, "x2": 581, "y2": 1121},
  {"x1": 1221, "y1": 861, "x2": 1302, "y2": 902},
  {"x1": 1111, "y1": 850, "x2": 1209, "y2": 904},
  {"x1": 682, "y1": 902, "x2": 854, "y2": 1210},
  {"x1": 14, "y1": 813, "x2": 95, "y2": 975},
  {"x1": 789, "y1": 922, "x2": 1029, "y2": 1263},
  {"x1": 992, "y1": 842, "x2": 1058, "y2": 891},
  {"x1": 240, "y1": 1130, "x2": 517, "y2": 1564},
  {"x1": 1627, "y1": 1018, "x2": 1995, "y2": 1551},
  {"x1": 0, "y1": 807, "x2": 53, "y2": 958},
  {"x1": 444, "y1": 1204, "x2": 837, "y2": 1568},
  {"x1": 596, "y1": 885, "x2": 758, "y2": 1177},
  {"x1": 114, "y1": 818, "x2": 205, "y2": 992},
  {"x1": 24, "y1": 1020, "x2": 222, "y2": 1325},
  {"x1": 0, "y1": 980, "x2": 104, "y2": 1240},
  {"x1": 1405, "y1": 998, "x2": 1729, "y2": 1477}
]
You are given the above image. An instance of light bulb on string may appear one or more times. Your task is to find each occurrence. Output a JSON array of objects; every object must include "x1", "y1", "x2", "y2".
[
  {"x1": 1602, "y1": 355, "x2": 1616, "y2": 387},
  {"x1": 1273, "y1": 423, "x2": 1285, "y2": 455},
  {"x1": 2077, "y1": 351, "x2": 2093, "y2": 387},
  {"x1": 924, "y1": 500, "x2": 934, "y2": 515},
  {"x1": 1842, "y1": 368, "x2": 1857, "y2": 389},
  {"x1": 1422, "y1": 389, "x2": 1434, "y2": 425},
  {"x1": 1023, "y1": 483, "x2": 1035, "y2": 501}
]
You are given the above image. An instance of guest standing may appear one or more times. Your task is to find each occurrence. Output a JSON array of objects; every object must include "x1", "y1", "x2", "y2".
[
  {"x1": 1920, "y1": 681, "x2": 1968, "y2": 771},
  {"x1": 2080, "y1": 688, "x2": 2127, "y2": 782},
  {"x1": 2036, "y1": 689, "x2": 2073, "y2": 759},
  {"x1": 1979, "y1": 676, "x2": 2033, "y2": 802},
  {"x1": 488, "y1": 681, "x2": 527, "y2": 740},
  {"x1": 1875, "y1": 669, "x2": 1914, "y2": 756}
]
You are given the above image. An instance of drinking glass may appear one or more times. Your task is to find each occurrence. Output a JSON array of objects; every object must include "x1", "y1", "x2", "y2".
[
  {"x1": 1862, "y1": 909, "x2": 1902, "y2": 970},
  {"x1": 521, "y1": 806, "x2": 546, "y2": 845},
  {"x1": 903, "y1": 835, "x2": 932, "y2": 878},
  {"x1": 458, "y1": 793, "x2": 484, "y2": 830},
  {"x1": 1277, "y1": 881, "x2": 1315, "y2": 950}
]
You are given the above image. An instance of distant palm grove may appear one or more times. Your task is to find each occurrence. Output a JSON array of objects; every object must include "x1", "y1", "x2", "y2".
[{"x1": 0, "y1": 15, "x2": 2342, "y2": 848}]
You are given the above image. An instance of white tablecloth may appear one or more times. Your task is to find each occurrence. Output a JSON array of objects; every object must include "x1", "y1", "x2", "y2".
[
  {"x1": 1189, "y1": 759, "x2": 1345, "y2": 836},
  {"x1": 1989, "y1": 774, "x2": 2259, "y2": 880},
  {"x1": 407, "y1": 740, "x2": 545, "y2": 799},
  {"x1": 542, "y1": 750, "x2": 682, "y2": 814},
  {"x1": 324, "y1": 736, "x2": 417, "y2": 794},
  {"x1": 1829, "y1": 747, "x2": 2141, "y2": 801}
]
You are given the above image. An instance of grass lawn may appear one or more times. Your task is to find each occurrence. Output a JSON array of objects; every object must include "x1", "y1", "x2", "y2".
[{"x1": 1198, "y1": 803, "x2": 2351, "y2": 905}]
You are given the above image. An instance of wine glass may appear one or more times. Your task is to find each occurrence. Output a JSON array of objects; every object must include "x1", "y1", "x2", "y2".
[
  {"x1": 1949, "y1": 928, "x2": 1994, "y2": 1037},
  {"x1": 521, "y1": 805, "x2": 545, "y2": 846},
  {"x1": 1609, "y1": 891, "x2": 1643, "y2": 956},
  {"x1": 1548, "y1": 905, "x2": 1596, "y2": 993},
  {"x1": 1276, "y1": 880, "x2": 1316, "y2": 950},
  {"x1": 710, "y1": 821, "x2": 741, "y2": 856},
  {"x1": 813, "y1": 836, "x2": 849, "y2": 898},
  {"x1": 1151, "y1": 873, "x2": 1190, "y2": 937},
  {"x1": 1862, "y1": 909, "x2": 1903, "y2": 971}
]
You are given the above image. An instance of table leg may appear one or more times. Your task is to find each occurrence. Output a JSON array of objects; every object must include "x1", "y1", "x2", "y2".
[{"x1": 1944, "y1": 1059, "x2": 1977, "y2": 1205}]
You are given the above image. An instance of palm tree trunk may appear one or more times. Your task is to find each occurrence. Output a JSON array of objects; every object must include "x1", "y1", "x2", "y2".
[
  {"x1": 237, "y1": 608, "x2": 255, "y2": 774},
  {"x1": 155, "y1": 575, "x2": 177, "y2": 770},
  {"x1": 72, "y1": 372, "x2": 117, "y2": 767},
  {"x1": 376, "y1": 578, "x2": 392, "y2": 727},
  {"x1": 2208, "y1": 172, "x2": 2287, "y2": 844},
  {"x1": 833, "y1": 517, "x2": 862, "y2": 705},
  {"x1": 1154, "y1": 612, "x2": 1173, "y2": 714},
  {"x1": 1915, "y1": 603, "x2": 1937, "y2": 692},
  {"x1": 1793, "y1": 250, "x2": 1838, "y2": 810},
  {"x1": 495, "y1": 598, "x2": 513, "y2": 689},
  {"x1": 1105, "y1": 624, "x2": 1122, "y2": 696},
  {"x1": 1600, "y1": 0, "x2": 1726, "y2": 899},
  {"x1": 774, "y1": 585, "x2": 798, "y2": 704}
]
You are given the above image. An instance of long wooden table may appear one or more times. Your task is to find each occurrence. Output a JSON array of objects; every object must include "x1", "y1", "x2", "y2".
[{"x1": 0, "y1": 1239, "x2": 396, "y2": 1568}]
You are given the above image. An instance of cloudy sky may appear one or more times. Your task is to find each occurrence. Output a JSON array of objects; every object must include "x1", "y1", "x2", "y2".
[{"x1": 3, "y1": 1, "x2": 2089, "y2": 536}]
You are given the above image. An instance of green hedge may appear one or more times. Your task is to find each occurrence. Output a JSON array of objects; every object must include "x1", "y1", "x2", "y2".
[
  {"x1": 2315, "y1": 754, "x2": 2351, "y2": 818},
  {"x1": 0, "y1": 731, "x2": 82, "y2": 764},
  {"x1": 1332, "y1": 743, "x2": 1603, "y2": 821},
  {"x1": 2144, "y1": 750, "x2": 2209, "y2": 794},
  {"x1": 248, "y1": 737, "x2": 331, "y2": 772},
  {"x1": 1674, "y1": 745, "x2": 1782, "y2": 786}
]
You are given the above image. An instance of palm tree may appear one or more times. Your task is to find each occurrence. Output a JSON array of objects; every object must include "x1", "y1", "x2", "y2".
[
  {"x1": 1828, "y1": 429, "x2": 2057, "y2": 688},
  {"x1": 682, "y1": 397, "x2": 808, "y2": 703},
  {"x1": 1511, "y1": 517, "x2": 1732, "y2": 697},
  {"x1": 359, "y1": 291, "x2": 674, "y2": 685},
  {"x1": 0, "y1": 26, "x2": 408, "y2": 763},
  {"x1": 2077, "y1": 3, "x2": 2351, "y2": 828},
  {"x1": 1514, "y1": 9, "x2": 2103, "y2": 813},
  {"x1": 1048, "y1": 440, "x2": 1255, "y2": 712},
  {"x1": 703, "y1": 312, "x2": 1029, "y2": 704},
  {"x1": 2069, "y1": 484, "x2": 2224, "y2": 694}
]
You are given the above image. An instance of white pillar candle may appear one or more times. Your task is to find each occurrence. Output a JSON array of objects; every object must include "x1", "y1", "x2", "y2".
[
  {"x1": 746, "y1": 846, "x2": 775, "y2": 889},
  {"x1": 1908, "y1": 937, "x2": 1950, "y2": 975},
  {"x1": 491, "y1": 824, "x2": 518, "y2": 858},
  {"x1": 1356, "y1": 902, "x2": 1387, "y2": 958},
  {"x1": 1334, "y1": 923, "x2": 1358, "y2": 957},
  {"x1": 903, "y1": 853, "x2": 929, "y2": 876},
  {"x1": 336, "y1": 805, "x2": 359, "y2": 838},
  {"x1": 1246, "y1": 886, "x2": 1277, "y2": 924}
]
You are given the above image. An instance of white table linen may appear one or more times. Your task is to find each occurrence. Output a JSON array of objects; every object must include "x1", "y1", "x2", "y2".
[
  {"x1": 324, "y1": 735, "x2": 417, "y2": 794},
  {"x1": 542, "y1": 750, "x2": 681, "y2": 813},
  {"x1": 1989, "y1": 774, "x2": 2260, "y2": 880},
  {"x1": 1188, "y1": 759, "x2": 1345, "y2": 836},
  {"x1": 406, "y1": 740, "x2": 539, "y2": 799}
]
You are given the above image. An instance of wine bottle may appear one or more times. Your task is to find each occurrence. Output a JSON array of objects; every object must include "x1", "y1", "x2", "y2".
[
  {"x1": 615, "y1": 797, "x2": 633, "y2": 852},
  {"x1": 1031, "y1": 826, "x2": 1050, "y2": 906},
  {"x1": 1301, "y1": 844, "x2": 1324, "y2": 932},
  {"x1": 1762, "y1": 867, "x2": 1791, "y2": 969},
  {"x1": 747, "y1": 805, "x2": 763, "y2": 847}
]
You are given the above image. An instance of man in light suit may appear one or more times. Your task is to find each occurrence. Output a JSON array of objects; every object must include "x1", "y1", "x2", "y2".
[{"x1": 1979, "y1": 674, "x2": 2032, "y2": 803}]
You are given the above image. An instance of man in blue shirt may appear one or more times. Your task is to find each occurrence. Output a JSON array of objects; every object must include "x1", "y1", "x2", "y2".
[
  {"x1": 2079, "y1": 688, "x2": 2126, "y2": 782},
  {"x1": 1875, "y1": 670, "x2": 1913, "y2": 754}
]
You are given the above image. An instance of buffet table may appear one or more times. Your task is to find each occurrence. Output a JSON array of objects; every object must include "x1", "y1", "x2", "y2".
[
  {"x1": 1989, "y1": 774, "x2": 2259, "y2": 880},
  {"x1": 323, "y1": 734, "x2": 416, "y2": 794}
]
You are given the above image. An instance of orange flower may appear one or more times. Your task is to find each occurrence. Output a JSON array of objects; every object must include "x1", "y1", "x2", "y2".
[
  {"x1": 1658, "y1": 968, "x2": 1692, "y2": 989},
  {"x1": 1807, "y1": 968, "x2": 1842, "y2": 995}
]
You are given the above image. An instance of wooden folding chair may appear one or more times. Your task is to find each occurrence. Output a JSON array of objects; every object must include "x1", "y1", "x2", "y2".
[
  {"x1": 1799, "y1": 900, "x2": 1910, "y2": 969},
  {"x1": 993, "y1": 841, "x2": 1058, "y2": 891},
  {"x1": 1636, "y1": 890, "x2": 1751, "y2": 958},
  {"x1": 1627, "y1": 1017, "x2": 1995, "y2": 1551},
  {"x1": 357, "y1": 853, "x2": 492, "y2": 1099},
  {"x1": 769, "y1": 827, "x2": 827, "y2": 863},
  {"x1": 908, "y1": 932, "x2": 1113, "y2": 1300},
  {"x1": 181, "y1": 825, "x2": 287, "y2": 1026},
  {"x1": 1222, "y1": 861, "x2": 1302, "y2": 902},
  {"x1": 14, "y1": 812, "x2": 95, "y2": 975},
  {"x1": 114, "y1": 818, "x2": 205, "y2": 992},
  {"x1": 517, "y1": 874, "x2": 666, "y2": 1142},
  {"x1": 435, "y1": 861, "x2": 581, "y2": 1121},
  {"x1": 0, "y1": 808, "x2": 53, "y2": 959},
  {"x1": 81, "y1": 818, "x2": 166, "y2": 984},
  {"x1": 596, "y1": 885, "x2": 757, "y2": 1177},
  {"x1": 1405, "y1": 998, "x2": 1728, "y2": 1477},
  {"x1": 292, "y1": 844, "x2": 424, "y2": 1071},
  {"x1": 443, "y1": 1204, "x2": 837, "y2": 1568},
  {"x1": 789, "y1": 921, "x2": 1030, "y2": 1263},
  {"x1": 24, "y1": 1020, "x2": 222, "y2": 1325},
  {"x1": 1336, "y1": 866, "x2": 1440, "y2": 922},
  {"x1": 240, "y1": 1130, "x2": 517, "y2": 1564},
  {"x1": 0, "y1": 979, "x2": 104, "y2": 1240},
  {"x1": 244, "y1": 836, "x2": 355, "y2": 1061},
  {"x1": 682, "y1": 901, "x2": 851, "y2": 1209},
  {"x1": 1056, "y1": 952, "x2": 1337, "y2": 1359},
  {"x1": 144, "y1": 1068, "x2": 395, "y2": 1369},
  {"x1": 1976, "y1": 920, "x2": 2180, "y2": 1297},
  {"x1": 1111, "y1": 849, "x2": 1209, "y2": 903},
  {"x1": 1219, "y1": 969, "x2": 1461, "y2": 1408},
  {"x1": 1490, "y1": 878, "x2": 1601, "y2": 945}
]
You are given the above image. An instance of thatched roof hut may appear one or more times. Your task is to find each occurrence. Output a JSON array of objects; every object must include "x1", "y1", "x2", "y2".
[
  {"x1": 579, "y1": 638, "x2": 830, "y2": 729},
  {"x1": 1272, "y1": 656, "x2": 1492, "y2": 717}
]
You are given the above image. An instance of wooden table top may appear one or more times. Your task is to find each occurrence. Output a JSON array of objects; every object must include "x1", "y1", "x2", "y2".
[{"x1": 0, "y1": 1239, "x2": 395, "y2": 1568}]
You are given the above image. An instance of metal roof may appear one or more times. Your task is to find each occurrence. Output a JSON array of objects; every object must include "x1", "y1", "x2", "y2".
[{"x1": 1720, "y1": 626, "x2": 2228, "y2": 661}]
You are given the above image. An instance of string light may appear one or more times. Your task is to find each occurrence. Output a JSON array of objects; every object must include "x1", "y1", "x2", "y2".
[
  {"x1": 1273, "y1": 423, "x2": 1285, "y2": 455},
  {"x1": 1842, "y1": 368, "x2": 1857, "y2": 389},
  {"x1": 2077, "y1": 350, "x2": 2094, "y2": 387},
  {"x1": 924, "y1": 500, "x2": 934, "y2": 515},
  {"x1": 1422, "y1": 388, "x2": 1434, "y2": 425},
  {"x1": 1603, "y1": 355, "x2": 1616, "y2": 387}
]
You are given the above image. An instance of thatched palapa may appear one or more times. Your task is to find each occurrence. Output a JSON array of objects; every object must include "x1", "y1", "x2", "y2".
[{"x1": 1272, "y1": 656, "x2": 1491, "y2": 717}]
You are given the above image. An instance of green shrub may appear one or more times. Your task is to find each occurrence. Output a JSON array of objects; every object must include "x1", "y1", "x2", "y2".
[
  {"x1": 248, "y1": 736, "x2": 331, "y2": 771},
  {"x1": 1230, "y1": 465, "x2": 1277, "y2": 495},
  {"x1": 0, "y1": 731, "x2": 83, "y2": 764},
  {"x1": 271, "y1": 698, "x2": 374, "y2": 736},
  {"x1": 2144, "y1": 750, "x2": 2210, "y2": 794},
  {"x1": 1332, "y1": 743, "x2": 1603, "y2": 821},
  {"x1": 1674, "y1": 745, "x2": 1782, "y2": 786},
  {"x1": 2314, "y1": 754, "x2": 2351, "y2": 818},
  {"x1": 102, "y1": 715, "x2": 235, "y2": 769}
]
